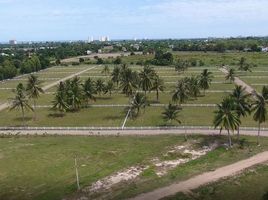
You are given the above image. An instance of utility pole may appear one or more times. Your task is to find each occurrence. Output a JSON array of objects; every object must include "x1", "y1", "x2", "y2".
[{"x1": 75, "y1": 157, "x2": 80, "y2": 190}]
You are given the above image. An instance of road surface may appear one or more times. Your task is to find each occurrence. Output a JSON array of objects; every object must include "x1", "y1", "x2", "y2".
[{"x1": 131, "y1": 151, "x2": 268, "y2": 200}]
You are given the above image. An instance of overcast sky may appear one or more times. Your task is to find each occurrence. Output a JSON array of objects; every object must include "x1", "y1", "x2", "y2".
[{"x1": 1, "y1": 0, "x2": 268, "y2": 41}]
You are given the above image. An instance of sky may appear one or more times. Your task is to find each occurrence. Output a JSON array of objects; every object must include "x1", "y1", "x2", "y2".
[{"x1": 0, "y1": 0, "x2": 268, "y2": 41}]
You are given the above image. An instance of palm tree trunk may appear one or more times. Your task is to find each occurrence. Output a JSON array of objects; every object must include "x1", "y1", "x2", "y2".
[
  {"x1": 33, "y1": 99, "x2": 37, "y2": 121},
  {"x1": 257, "y1": 123, "x2": 261, "y2": 146},
  {"x1": 237, "y1": 126, "x2": 240, "y2": 141},
  {"x1": 227, "y1": 129, "x2": 232, "y2": 147},
  {"x1": 156, "y1": 89, "x2": 159, "y2": 102},
  {"x1": 21, "y1": 106, "x2": 25, "y2": 127}
]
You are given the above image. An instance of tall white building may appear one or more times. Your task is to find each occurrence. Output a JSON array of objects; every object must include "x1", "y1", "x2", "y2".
[
  {"x1": 99, "y1": 36, "x2": 110, "y2": 42},
  {"x1": 87, "y1": 36, "x2": 94, "y2": 43}
]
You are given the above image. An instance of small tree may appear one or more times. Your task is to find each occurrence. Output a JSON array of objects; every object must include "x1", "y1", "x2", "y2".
[
  {"x1": 26, "y1": 75, "x2": 44, "y2": 120},
  {"x1": 225, "y1": 68, "x2": 236, "y2": 83},
  {"x1": 83, "y1": 78, "x2": 96, "y2": 104},
  {"x1": 102, "y1": 65, "x2": 110, "y2": 75},
  {"x1": 162, "y1": 103, "x2": 181, "y2": 125},
  {"x1": 213, "y1": 97, "x2": 241, "y2": 147},
  {"x1": 130, "y1": 92, "x2": 149, "y2": 117},
  {"x1": 105, "y1": 80, "x2": 114, "y2": 96},
  {"x1": 252, "y1": 87, "x2": 268, "y2": 146},
  {"x1": 10, "y1": 83, "x2": 33, "y2": 126},
  {"x1": 95, "y1": 79, "x2": 106, "y2": 96},
  {"x1": 151, "y1": 75, "x2": 165, "y2": 102},
  {"x1": 199, "y1": 69, "x2": 213, "y2": 94}
]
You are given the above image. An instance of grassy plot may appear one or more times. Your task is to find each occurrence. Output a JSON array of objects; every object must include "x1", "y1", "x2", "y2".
[
  {"x1": 98, "y1": 135, "x2": 268, "y2": 200},
  {"x1": 0, "y1": 135, "x2": 184, "y2": 200},
  {"x1": 0, "y1": 107, "x2": 125, "y2": 127},
  {"x1": 165, "y1": 164, "x2": 268, "y2": 200}
]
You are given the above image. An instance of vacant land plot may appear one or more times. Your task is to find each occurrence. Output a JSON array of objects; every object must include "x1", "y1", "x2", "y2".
[{"x1": 1, "y1": 135, "x2": 268, "y2": 200}]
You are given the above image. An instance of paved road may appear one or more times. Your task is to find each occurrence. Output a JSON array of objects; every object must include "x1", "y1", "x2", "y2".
[
  {"x1": 0, "y1": 66, "x2": 97, "y2": 112},
  {"x1": 0, "y1": 127, "x2": 268, "y2": 137},
  {"x1": 131, "y1": 151, "x2": 268, "y2": 200}
]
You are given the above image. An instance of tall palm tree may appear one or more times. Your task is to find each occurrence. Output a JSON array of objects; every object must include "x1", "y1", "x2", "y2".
[
  {"x1": 199, "y1": 69, "x2": 213, "y2": 94},
  {"x1": 130, "y1": 92, "x2": 149, "y2": 117},
  {"x1": 52, "y1": 91, "x2": 69, "y2": 115},
  {"x1": 230, "y1": 86, "x2": 251, "y2": 140},
  {"x1": 95, "y1": 79, "x2": 106, "y2": 96},
  {"x1": 139, "y1": 65, "x2": 156, "y2": 96},
  {"x1": 225, "y1": 68, "x2": 236, "y2": 83},
  {"x1": 213, "y1": 97, "x2": 241, "y2": 147},
  {"x1": 102, "y1": 65, "x2": 110, "y2": 75},
  {"x1": 105, "y1": 80, "x2": 114, "y2": 96},
  {"x1": 120, "y1": 68, "x2": 138, "y2": 96},
  {"x1": 83, "y1": 78, "x2": 96, "y2": 104},
  {"x1": 187, "y1": 76, "x2": 201, "y2": 99},
  {"x1": 172, "y1": 78, "x2": 190, "y2": 105},
  {"x1": 162, "y1": 103, "x2": 181, "y2": 125},
  {"x1": 252, "y1": 87, "x2": 267, "y2": 145},
  {"x1": 151, "y1": 75, "x2": 165, "y2": 102},
  {"x1": 10, "y1": 83, "x2": 33, "y2": 126},
  {"x1": 26, "y1": 74, "x2": 44, "y2": 120},
  {"x1": 111, "y1": 66, "x2": 121, "y2": 88},
  {"x1": 65, "y1": 77, "x2": 83, "y2": 111}
]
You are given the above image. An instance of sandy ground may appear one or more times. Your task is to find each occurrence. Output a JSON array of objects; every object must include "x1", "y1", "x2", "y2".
[
  {"x1": 130, "y1": 151, "x2": 268, "y2": 200},
  {"x1": 0, "y1": 66, "x2": 98, "y2": 112}
]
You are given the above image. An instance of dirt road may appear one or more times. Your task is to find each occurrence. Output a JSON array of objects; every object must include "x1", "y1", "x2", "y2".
[{"x1": 131, "y1": 151, "x2": 268, "y2": 200}]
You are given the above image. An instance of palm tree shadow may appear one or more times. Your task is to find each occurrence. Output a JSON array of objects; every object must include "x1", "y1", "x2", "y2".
[
  {"x1": 14, "y1": 117, "x2": 32, "y2": 122},
  {"x1": 48, "y1": 113, "x2": 65, "y2": 118}
]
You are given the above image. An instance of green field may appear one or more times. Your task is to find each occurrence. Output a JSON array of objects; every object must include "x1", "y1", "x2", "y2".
[
  {"x1": 1, "y1": 135, "x2": 268, "y2": 200},
  {"x1": 1, "y1": 52, "x2": 268, "y2": 128}
]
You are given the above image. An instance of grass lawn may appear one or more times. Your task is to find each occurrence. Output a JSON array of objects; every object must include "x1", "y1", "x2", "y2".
[
  {"x1": 97, "y1": 135, "x2": 268, "y2": 200},
  {"x1": 165, "y1": 164, "x2": 268, "y2": 200},
  {"x1": 1, "y1": 135, "x2": 268, "y2": 200},
  {"x1": 0, "y1": 135, "x2": 184, "y2": 200},
  {"x1": 0, "y1": 107, "x2": 125, "y2": 127}
]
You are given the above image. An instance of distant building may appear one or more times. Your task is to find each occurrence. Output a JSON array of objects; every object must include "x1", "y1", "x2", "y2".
[
  {"x1": 9, "y1": 40, "x2": 17, "y2": 45},
  {"x1": 86, "y1": 50, "x2": 92, "y2": 55},
  {"x1": 87, "y1": 36, "x2": 94, "y2": 43},
  {"x1": 261, "y1": 47, "x2": 268, "y2": 52},
  {"x1": 99, "y1": 36, "x2": 110, "y2": 42}
]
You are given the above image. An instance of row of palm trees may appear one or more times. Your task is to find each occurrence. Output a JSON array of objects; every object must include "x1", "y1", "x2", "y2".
[
  {"x1": 172, "y1": 69, "x2": 213, "y2": 104},
  {"x1": 213, "y1": 85, "x2": 268, "y2": 147},
  {"x1": 10, "y1": 75, "x2": 44, "y2": 125}
]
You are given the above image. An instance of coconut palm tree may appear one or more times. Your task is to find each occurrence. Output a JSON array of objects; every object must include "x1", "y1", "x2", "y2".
[
  {"x1": 111, "y1": 66, "x2": 121, "y2": 88},
  {"x1": 95, "y1": 79, "x2": 106, "y2": 96},
  {"x1": 10, "y1": 83, "x2": 33, "y2": 126},
  {"x1": 225, "y1": 68, "x2": 236, "y2": 83},
  {"x1": 230, "y1": 86, "x2": 251, "y2": 140},
  {"x1": 105, "y1": 80, "x2": 114, "y2": 96},
  {"x1": 199, "y1": 69, "x2": 213, "y2": 94},
  {"x1": 52, "y1": 90, "x2": 69, "y2": 115},
  {"x1": 65, "y1": 77, "x2": 83, "y2": 111},
  {"x1": 102, "y1": 65, "x2": 110, "y2": 75},
  {"x1": 162, "y1": 103, "x2": 181, "y2": 125},
  {"x1": 120, "y1": 68, "x2": 138, "y2": 96},
  {"x1": 130, "y1": 92, "x2": 149, "y2": 117},
  {"x1": 139, "y1": 65, "x2": 156, "y2": 96},
  {"x1": 172, "y1": 78, "x2": 190, "y2": 105},
  {"x1": 83, "y1": 78, "x2": 96, "y2": 104},
  {"x1": 252, "y1": 87, "x2": 268, "y2": 145},
  {"x1": 213, "y1": 97, "x2": 241, "y2": 147},
  {"x1": 151, "y1": 75, "x2": 165, "y2": 102},
  {"x1": 26, "y1": 74, "x2": 44, "y2": 120},
  {"x1": 187, "y1": 76, "x2": 201, "y2": 99}
]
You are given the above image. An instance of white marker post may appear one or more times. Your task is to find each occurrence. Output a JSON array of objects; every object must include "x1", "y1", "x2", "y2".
[{"x1": 75, "y1": 157, "x2": 80, "y2": 190}]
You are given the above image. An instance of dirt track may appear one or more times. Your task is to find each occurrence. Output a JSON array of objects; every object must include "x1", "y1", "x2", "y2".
[{"x1": 131, "y1": 151, "x2": 268, "y2": 200}]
